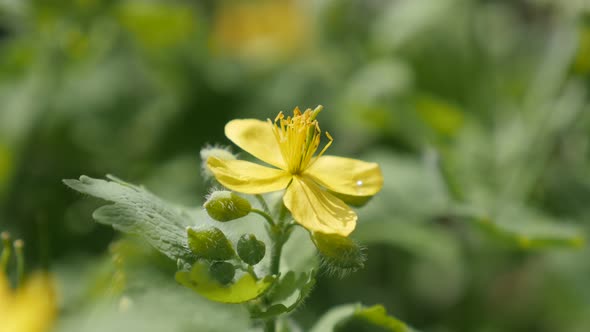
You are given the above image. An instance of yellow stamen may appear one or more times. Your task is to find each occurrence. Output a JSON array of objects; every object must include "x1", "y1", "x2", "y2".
[
  {"x1": 270, "y1": 106, "x2": 332, "y2": 174},
  {"x1": 310, "y1": 105, "x2": 323, "y2": 120}
]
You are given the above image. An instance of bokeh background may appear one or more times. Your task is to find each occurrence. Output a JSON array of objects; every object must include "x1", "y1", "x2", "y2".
[{"x1": 1, "y1": 0, "x2": 590, "y2": 331}]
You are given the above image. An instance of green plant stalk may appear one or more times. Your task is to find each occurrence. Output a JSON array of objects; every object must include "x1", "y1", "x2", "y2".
[
  {"x1": 0, "y1": 232, "x2": 11, "y2": 272},
  {"x1": 261, "y1": 203, "x2": 292, "y2": 332},
  {"x1": 252, "y1": 209, "x2": 276, "y2": 227},
  {"x1": 14, "y1": 240, "x2": 24, "y2": 287},
  {"x1": 255, "y1": 194, "x2": 272, "y2": 214}
]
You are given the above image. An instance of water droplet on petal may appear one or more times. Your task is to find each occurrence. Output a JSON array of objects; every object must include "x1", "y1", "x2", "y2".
[{"x1": 356, "y1": 180, "x2": 363, "y2": 187}]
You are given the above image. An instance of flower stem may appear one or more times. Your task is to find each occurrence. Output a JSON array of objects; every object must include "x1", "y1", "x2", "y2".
[
  {"x1": 255, "y1": 194, "x2": 271, "y2": 214},
  {"x1": 14, "y1": 239, "x2": 25, "y2": 286},
  {"x1": 256, "y1": 199, "x2": 293, "y2": 332},
  {"x1": 251, "y1": 209, "x2": 276, "y2": 227},
  {"x1": 263, "y1": 239, "x2": 282, "y2": 332},
  {"x1": 269, "y1": 232, "x2": 284, "y2": 276},
  {"x1": 264, "y1": 320, "x2": 275, "y2": 332},
  {"x1": 0, "y1": 232, "x2": 11, "y2": 272}
]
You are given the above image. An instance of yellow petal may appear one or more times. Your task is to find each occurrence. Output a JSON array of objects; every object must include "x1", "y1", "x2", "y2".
[
  {"x1": 304, "y1": 155, "x2": 383, "y2": 197},
  {"x1": 225, "y1": 119, "x2": 286, "y2": 169},
  {"x1": 0, "y1": 272, "x2": 10, "y2": 313},
  {"x1": 207, "y1": 157, "x2": 291, "y2": 194},
  {"x1": 11, "y1": 274, "x2": 56, "y2": 332},
  {"x1": 283, "y1": 176, "x2": 356, "y2": 236}
]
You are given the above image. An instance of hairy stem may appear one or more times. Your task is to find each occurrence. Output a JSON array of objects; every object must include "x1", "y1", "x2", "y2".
[
  {"x1": 255, "y1": 194, "x2": 271, "y2": 214},
  {"x1": 259, "y1": 199, "x2": 292, "y2": 332},
  {"x1": 269, "y1": 231, "x2": 284, "y2": 276},
  {"x1": 251, "y1": 209, "x2": 276, "y2": 227}
]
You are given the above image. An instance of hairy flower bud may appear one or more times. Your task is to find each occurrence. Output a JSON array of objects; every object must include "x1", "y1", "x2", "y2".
[
  {"x1": 204, "y1": 191, "x2": 251, "y2": 222},
  {"x1": 187, "y1": 227, "x2": 235, "y2": 261},
  {"x1": 237, "y1": 234, "x2": 266, "y2": 266},
  {"x1": 209, "y1": 261, "x2": 236, "y2": 285},
  {"x1": 312, "y1": 232, "x2": 366, "y2": 277},
  {"x1": 200, "y1": 146, "x2": 236, "y2": 179}
]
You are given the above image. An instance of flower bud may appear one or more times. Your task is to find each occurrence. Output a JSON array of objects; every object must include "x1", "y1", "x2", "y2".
[
  {"x1": 204, "y1": 191, "x2": 251, "y2": 222},
  {"x1": 312, "y1": 232, "x2": 365, "y2": 277},
  {"x1": 209, "y1": 261, "x2": 236, "y2": 285},
  {"x1": 200, "y1": 146, "x2": 236, "y2": 179},
  {"x1": 187, "y1": 227, "x2": 236, "y2": 261},
  {"x1": 237, "y1": 234, "x2": 266, "y2": 266}
]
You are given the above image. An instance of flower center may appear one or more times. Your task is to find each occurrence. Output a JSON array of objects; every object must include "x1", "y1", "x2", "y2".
[{"x1": 270, "y1": 106, "x2": 332, "y2": 174}]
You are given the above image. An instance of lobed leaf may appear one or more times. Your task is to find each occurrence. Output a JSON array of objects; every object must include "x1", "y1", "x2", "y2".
[
  {"x1": 176, "y1": 262, "x2": 276, "y2": 304},
  {"x1": 250, "y1": 270, "x2": 316, "y2": 319},
  {"x1": 310, "y1": 304, "x2": 419, "y2": 332},
  {"x1": 64, "y1": 175, "x2": 194, "y2": 261}
]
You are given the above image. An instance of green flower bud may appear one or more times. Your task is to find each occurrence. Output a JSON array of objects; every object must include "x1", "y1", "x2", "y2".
[
  {"x1": 187, "y1": 227, "x2": 235, "y2": 261},
  {"x1": 200, "y1": 146, "x2": 236, "y2": 179},
  {"x1": 312, "y1": 232, "x2": 365, "y2": 277},
  {"x1": 204, "y1": 191, "x2": 251, "y2": 222},
  {"x1": 237, "y1": 234, "x2": 266, "y2": 266},
  {"x1": 209, "y1": 261, "x2": 236, "y2": 285}
]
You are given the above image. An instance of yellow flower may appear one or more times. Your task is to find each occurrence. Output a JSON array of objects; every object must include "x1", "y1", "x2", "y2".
[
  {"x1": 0, "y1": 271, "x2": 56, "y2": 332},
  {"x1": 210, "y1": 0, "x2": 310, "y2": 62},
  {"x1": 207, "y1": 106, "x2": 383, "y2": 236}
]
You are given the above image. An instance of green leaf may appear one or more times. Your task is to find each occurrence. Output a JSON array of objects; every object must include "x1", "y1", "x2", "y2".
[
  {"x1": 310, "y1": 304, "x2": 357, "y2": 332},
  {"x1": 63, "y1": 175, "x2": 194, "y2": 261},
  {"x1": 360, "y1": 152, "x2": 451, "y2": 223},
  {"x1": 355, "y1": 220, "x2": 461, "y2": 266},
  {"x1": 56, "y1": 261, "x2": 255, "y2": 332},
  {"x1": 336, "y1": 305, "x2": 416, "y2": 332},
  {"x1": 310, "y1": 304, "x2": 419, "y2": 332},
  {"x1": 362, "y1": 152, "x2": 586, "y2": 251},
  {"x1": 176, "y1": 262, "x2": 276, "y2": 304},
  {"x1": 250, "y1": 270, "x2": 316, "y2": 319},
  {"x1": 460, "y1": 205, "x2": 586, "y2": 249}
]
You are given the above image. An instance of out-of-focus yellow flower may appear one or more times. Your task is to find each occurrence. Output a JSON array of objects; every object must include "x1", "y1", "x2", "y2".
[
  {"x1": 210, "y1": 0, "x2": 310, "y2": 61},
  {"x1": 0, "y1": 272, "x2": 56, "y2": 332},
  {"x1": 207, "y1": 106, "x2": 383, "y2": 236}
]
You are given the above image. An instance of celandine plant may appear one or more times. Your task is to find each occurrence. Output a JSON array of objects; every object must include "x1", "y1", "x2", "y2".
[{"x1": 65, "y1": 106, "x2": 417, "y2": 331}]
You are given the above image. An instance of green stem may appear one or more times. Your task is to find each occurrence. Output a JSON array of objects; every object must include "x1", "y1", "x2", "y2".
[
  {"x1": 255, "y1": 194, "x2": 271, "y2": 214},
  {"x1": 252, "y1": 196, "x2": 295, "y2": 332},
  {"x1": 264, "y1": 320, "x2": 275, "y2": 332},
  {"x1": 0, "y1": 232, "x2": 11, "y2": 272},
  {"x1": 251, "y1": 209, "x2": 276, "y2": 227},
  {"x1": 278, "y1": 202, "x2": 289, "y2": 223},
  {"x1": 263, "y1": 222, "x2": 291, "y2": 332},
  {"x1": 269, "y1": 233, "x2": 284, "y2": 276},
  {"x1": 14, "y1": 240, "x2": 24, "y2": 287}
]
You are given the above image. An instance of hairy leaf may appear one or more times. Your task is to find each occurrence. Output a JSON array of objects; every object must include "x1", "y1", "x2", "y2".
[{"x1": 64, "y1": 175, "x2": 194, "y2": 261}]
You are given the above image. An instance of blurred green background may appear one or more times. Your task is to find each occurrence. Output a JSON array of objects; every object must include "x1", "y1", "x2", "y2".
[{"x1": 0, "y1": 0, "x2": 589, "y2": 331}]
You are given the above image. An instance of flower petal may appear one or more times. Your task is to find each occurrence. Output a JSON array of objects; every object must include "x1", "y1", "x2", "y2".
[
  {"x1": 283, "y1": 176, "x2": 357, "y2": 236},
  {"x1": 207, "y1": 157, "x2": 291, "y2": 194},
  {"x1": 304, "y1": 155, "x2": 383, "y2": 197},
  {"x1": 225, "y1": 119, "x2": 286, "y2": 169}
]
